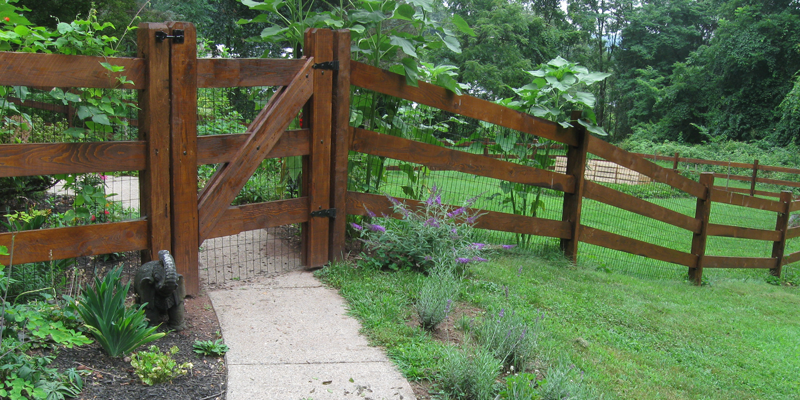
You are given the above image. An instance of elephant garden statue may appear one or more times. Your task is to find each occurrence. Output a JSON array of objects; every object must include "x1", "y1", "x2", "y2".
[{"x1": 133, "y1": 250, "x2": 186, "y2": 331}]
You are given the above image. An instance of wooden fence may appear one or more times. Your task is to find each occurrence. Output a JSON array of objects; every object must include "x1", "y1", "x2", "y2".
[{"x1": 1, "y1": 24, "x2": 799, "y2": 296}]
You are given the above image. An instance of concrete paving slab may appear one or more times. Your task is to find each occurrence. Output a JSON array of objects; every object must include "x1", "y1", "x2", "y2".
[{"x1": 209, "y1": 271, "x2": 416, "y2": 400}]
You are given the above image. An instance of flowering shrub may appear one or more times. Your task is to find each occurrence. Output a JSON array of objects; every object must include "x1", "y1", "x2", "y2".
[{"x1": 352, "y1": 185, "x2": 491, "y2": 273}]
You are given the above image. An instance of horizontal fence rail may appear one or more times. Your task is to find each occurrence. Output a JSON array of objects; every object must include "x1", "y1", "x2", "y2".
[{"x1": 0, "y1": 52, "x2": 143, "y2": 89}]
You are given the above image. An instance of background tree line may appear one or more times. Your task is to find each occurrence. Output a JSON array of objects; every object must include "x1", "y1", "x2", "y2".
[{"x1": 17, "y1": 0, "x2": 800, "y2": 145}]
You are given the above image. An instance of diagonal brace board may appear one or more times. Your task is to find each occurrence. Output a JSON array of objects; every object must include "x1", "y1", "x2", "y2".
[{"x1": 198, "y1": 57, "x2": 314, "y2": 241}]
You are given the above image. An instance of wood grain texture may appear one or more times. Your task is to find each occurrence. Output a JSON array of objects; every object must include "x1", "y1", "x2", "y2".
[
  {"x1": 709, "y1": 188, "x2": 784, "y2": 212},
  {"x1": 712, "y1": 186, "x2": 780, "y2": 198},
  {"x1": 329, "y1": 30, "x2": 352, "y2": 262},
  {"x1": 206, "y1": 198, "x2": 310, "y2": 239},
  {"x1": 168, "y1": 22, "x2": 200, "y2": 296},
  {"x1": 786, "y1": 227, "x2": 800, "y2": 240},
  {"x1": 347, "y1": 192, "x2": 572, "y2": 239},
  {"x1": 197, "y1": 59, "x2": 314, "y2": 241},
  {"x1": 197, "y1": 58, "x2": 308, "y2": 87},
  {"x1": 0, "y1": 221, "x2": 147, "y2": 265},
  {"x1": 587, "y1": 135, "x2": 707, "y2": 199},
  {"x1": 351, "y1": 127, "x2": 575, "y2": 193},
  {"x1": 689, "y1": 173, "x2": 713, "y2": 284},
  {"x1": 784, "y1": 251, "x2": 800, "y2": 266},
  {"x1": 196, "y1": 129, "x2": 310, "y2": 165},
  {"x1": 792, "y1": 201, "x2": 800, "y2": 213},
  {"x1": 137, "y1": 22, "x2": 172, "y2": 263},
  {"x1": 583, "y1": 181, "x2": 702, "y2": 233},
  {"x1": 0, "y1": 142, "x2": 145, "y2": 177},
  {"x1": 304, "y1": 29, "x2": 334, "y2": 268},
  {"x1": 703, "y1": 256, "x2": 775, "y2": 269},
  {"x1": 560, "y1": 116, "x2": 588, "y2": 261},
  {"x1": 579, "y1": 226, "x2": 697, "y2": 267},
  {"x1": 771, "y1": 191, "x2": 793, "y2": 276},
  {"x1": 706, "y1": 224, "x2": 781, "y2": 241},
  {"x1": 0, "y1": 52, "x2": 143, "y2": 89},
  {"x1": 350, "y1": 61, "x2": 577, "y2": 147}
]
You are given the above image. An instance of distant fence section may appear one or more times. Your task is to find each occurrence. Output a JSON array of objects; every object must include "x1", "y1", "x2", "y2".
[{"x1": 1, "y1": 24, "x2": 798, "y2": 295}]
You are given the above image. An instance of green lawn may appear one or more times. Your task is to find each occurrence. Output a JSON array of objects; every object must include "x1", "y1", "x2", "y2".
[{"x1": 316, "y1": 251, "x2": 800, "y2": 400}]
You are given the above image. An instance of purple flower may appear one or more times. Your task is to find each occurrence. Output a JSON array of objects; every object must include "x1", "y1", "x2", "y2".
[
  {"x1": 471, "y1": 243, "x2": 486, "y2": 250},
  {"x1": 465, "y1": 196, "x2": 478, "y2": 206},
  {"x1": 472, "y1": 256, "x2": 488, "y2": 262},
  {"x1": 520, "y1": 327, "x2": 527, "y2": 341},
  {"x1": 389, "y1": 196, "x2": 400, "y2": 205},
  {"x1": 498, "y1": 308, "x2": 505, "y2": 318},
  {"x1": 366, "y1": 208, "x2": 376, "y2": 218},
  {"x1": 424, "y1": 256, "x2": 433, "y2": 261},
  {"x1": 466, "y1": 215, "x2": 478, "y2": 224},
  {"x1": 434, "y1": 194, "x2": 441, "y2": 205},
  {"x1": 451, "y1": 228, "x2": 457, "y2": 234},
  {"x1": 447, "y1": 207, "x2": 466, "y2": 218},
  {"x1": 444, "y1": 299, "x2": 452, "y2": 316},
  {"x1": 456, "y1": 257, "x2": 471, "y2": 264},
  {"x1": 501, "y1": 244, "x2": 517, "y2": 249},
  {"x1": 367, "y1": 224, "x2": 386, "y2": 233},
  {"x1": 424, "y1": 218, "x2": 440, "y2": 228},
  {"x1": 350, "y1": 222, "x2": 363, "y2": 231}
]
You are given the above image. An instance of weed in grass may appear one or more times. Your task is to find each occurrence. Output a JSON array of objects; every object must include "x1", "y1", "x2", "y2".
[
  {"x1": 474, "y1": 307, "x2": 540, "y2": 371},
  {"x1": 435, "y1": 346, "x2": 500, "y2": 400},
  {"x1": 416, "y1": 268, "x2": 460, "y2": 331},
  {"x1": 498, "y1": 372, "x2": 541, "y2": 400}
]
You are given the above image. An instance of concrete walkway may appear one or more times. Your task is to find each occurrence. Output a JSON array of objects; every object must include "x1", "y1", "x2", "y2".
[{"x1": 208, "y1": 271, "x2": 417, "y2": 400}]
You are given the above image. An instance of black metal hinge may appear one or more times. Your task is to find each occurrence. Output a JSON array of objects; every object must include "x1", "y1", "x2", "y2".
[
  {"x1": 312, "y1": 61, "x2": 339, "y2": 71},
  {"x1": 155, "y1": 30, "x2": 185, "y2": 44},
  {"x1": 310, "y1": 208, "x2": 337, "y2": 218}
]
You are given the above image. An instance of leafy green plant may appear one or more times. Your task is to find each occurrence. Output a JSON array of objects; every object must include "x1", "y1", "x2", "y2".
[
  {"x1": 193, "y1": 339, "x2": 229, "y2": 357},
  {"x1": 472, "y1": 307, "x2": 540, "y2": 371},
  {"x1": 498, "y1": 372, "x2": 541, "y2": 400},
  {"x1": 538, "y1": 360, "x2": 598, "y2": 400},
  {"x1": 415, "y1": 268, "x2": 460, "y2": 331},
  {"x1": 73, "y1": 266, "x2": 165, "y2": 357},
  {"x1": 130, "y1": 345, "x2": 193, "y2": 385},
  {"x1": 435, "y1": 346, "x2": 500, "y2": 400}
]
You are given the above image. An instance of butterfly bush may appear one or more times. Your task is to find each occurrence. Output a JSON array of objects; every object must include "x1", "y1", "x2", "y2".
[{"x1": 352, "y1": 185, "x2": 491, "y2": 274}]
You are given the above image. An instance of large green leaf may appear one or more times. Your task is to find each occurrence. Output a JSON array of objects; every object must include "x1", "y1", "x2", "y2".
[
  {"x1": 391, "y1": 36, "x2": 418, "y2": 58},
  {"x1": 394, "y1": 4, "x2": 416, "y2": 21},
  {"x1": 401, "y1": 57, "x2": 420, "y2": 87},
  {"x1": 451, "y1": 14, "x2": 475, "y2": 37}
]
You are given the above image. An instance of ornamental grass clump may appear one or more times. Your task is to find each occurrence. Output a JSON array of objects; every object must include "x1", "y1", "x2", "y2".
[
  {"x1": 416, "y1": 268, "x2": 460, "y2": 331},
  {"x1": 435, "y1": 346, "x2": 500, "y2": 400},
  {"x1": 474, "y1": 307, "x2": 541, "y2": 371},
  {"x1": 352, "y1": 185, "x2": 490, "y2": 274}
]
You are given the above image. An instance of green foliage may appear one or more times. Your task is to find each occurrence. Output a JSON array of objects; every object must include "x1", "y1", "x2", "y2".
[
  {"x1": 498, "y1": 372, "x2": 541, "y2": 400},
  {"x1": 415, "y1": 268, "x2": 459, "y2": 331},
  {"x1": 538, "y1": 361, "x2": 598, "y2": 400},
  {"x1": 192, "y1": 339, "x2": 229, "y2": 357},
  {"x1": 471, "y1": 307, "x2": 539, "y2": 371},
  {"x1": 73, "y1": 267, "x2": 165, "y2": 357},
  {"x1": 130, "y1": 345, "x2": 193, "y2": 385},
  {"x1": 435, "y1": 346, "x2": 500, "y2": 400}
]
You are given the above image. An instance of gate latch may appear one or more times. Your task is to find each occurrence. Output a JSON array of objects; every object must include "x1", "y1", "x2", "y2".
[
  {"x1": 311, "y1": 208, "x2": 337, "y2": 218},
  {"x1": 312, "y1": 61, "x2": 339, "y2": 71},
  {"x1": 155, "y1": 30, "x2": 185, "y2": 44}
]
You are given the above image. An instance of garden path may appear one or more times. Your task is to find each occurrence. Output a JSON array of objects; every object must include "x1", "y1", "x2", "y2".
[{"x1": 208, "y1": 271, "x2": 416, "y2": 399}]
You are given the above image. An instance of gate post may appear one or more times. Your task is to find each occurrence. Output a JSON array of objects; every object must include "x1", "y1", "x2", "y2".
[
  {"x1": 329, "y1": 30, "x2": 351, "y2": 262},
  {"x1": 167, "y1": 22, "x2": 200, "y2": 296},
  {"x1": 302, "y1": 29, "x2": 334, "y2": 268},
  {"x1": 689, "y1": 172, "x2": 713, "y2": 285},
  {"x1": 771, "y1": 191, "x2": 793, "y2": 277},
  {"x1": 560, "y1": 110, "x2": 589, "y2": 263},
  {"x1": 137, "y1": 23, "x2": 172, "y2": 263}
]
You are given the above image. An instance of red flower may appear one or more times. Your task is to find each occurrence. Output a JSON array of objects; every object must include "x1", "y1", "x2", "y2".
[
  {"x1": 3, "y1": 17, "x2": 10, "y2": 22},
  {"x1": 90, "y1": 215, "x2": 96, "y2": 222},
  {"x1": 104, "y1": 210, "x2": 110, "y2": 215}
]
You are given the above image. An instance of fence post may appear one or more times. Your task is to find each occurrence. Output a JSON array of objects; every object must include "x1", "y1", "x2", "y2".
[
  {"x1": 168, "y1": 22, "x2": 199, "y2": 296},
  {"x1": 136, "y1": 23, "x2": 172, "y2": 263},
  {"x1": 329, "y1": 30, "x2": 351, "y2": 262},
  {"x1": 750, "y1": 159, "x2": 759, "y2": 196},
  {"x1": 771, "y1": 191, "x2": 793, "y2": 277},
  {"x1": 303, "y1": 28, "x2": 334, "y2": 268},
  {"x1": 560, "y1": 110, "x2": 589, "y2": 263},
  {"x1": 673, "y1": 152, "x2": 679, "y2": 171},
  {"x1": 689, "y1": 172, "x2": 714, "y2": 285}
]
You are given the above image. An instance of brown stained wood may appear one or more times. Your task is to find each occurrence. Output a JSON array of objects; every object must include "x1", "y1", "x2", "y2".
[
  {"x1": 584, "y1": 181, "x2": 702, "y2": 233},
  {"x1": 771, "y1": 191, "x2": 793, "y2": 276},
  {"x1": 712, "y1": 186, "x2": 781, "y2": 198},
  {"x1": 784, "y1": 251, "x2": 800, "y2": 266},
  {"x1": 329, "y1": 30, "x2": 352, "y2": 262},
  {"x1": 206, "y1": 198, "x2": 310, "y2": 239},
  {"x1": 305, "y1": 29, "x2": 334, "y2": 268},
  {"x1": 709, "y1": 188, "x2": 784, "y2": 213},
  {"x1": 689, "y1": 173, "x2": 713, "y2": 284},
  {"x1": 197, "y1": 58, "x2": 309, "y2": 87},
  {"x1": 703, "y1": 256, "x2": 776, "y2": 269},
  {"x1": 350, "y1": 61, "x2": 577, "y2": 147},
  {"x1": 560, "y1": 113, "x2": 588, "y2": 262},
  {"x1": 0, "y1": 221, "x2": 147, "y2": 265},
  {"x1": 714, "y1": 173, "x2": 800, "y2": 189},
  {"x1": 579, "y1": 226, "x2": 697, "y2": 267},
  {"x1": 787, "y1": 227, "x2": 800, "y2": 240},
  {"x1": 0, "y1": 52, "x2": 143, "y2": 89},
  {"x1": 586, "y1": 135, "x2": 707, "y2": 199},
  {"x1": 347, "y1": 192, "x2": 572, "y2": 239},
  {"x1": 137, "y1": 23, "x2": 172, "y2": 263},
  {"x1": 196, "y1": 130, "x2": 310, "y2": 165},
  {"x1": 637, "y1": 152, "x2": 800, "y2": 175},
  {"x1": 792, "y1": 201, "x2": 800, "y2": 213},
  {"x1": 197, "y1": 58, "x2": 314, "y2": 242},
  {"x1": 750, "y1": 159, "x2": 759, "y2": 196},
  {"x1": 706, "y1": 224, "x2": 781, "y2": 241},
  {"x1": 168, "y1": 22, "x2": 200, "y2": 296},
  {"x1": 7, "y1": 97, "x2": 69, "y2": 114},
  {"x1": 351, "y1": 127, "x2": 575, "y2": 193},
  {"x1": 0, "y1": 142, "x2": 145, "y2": 177}
]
